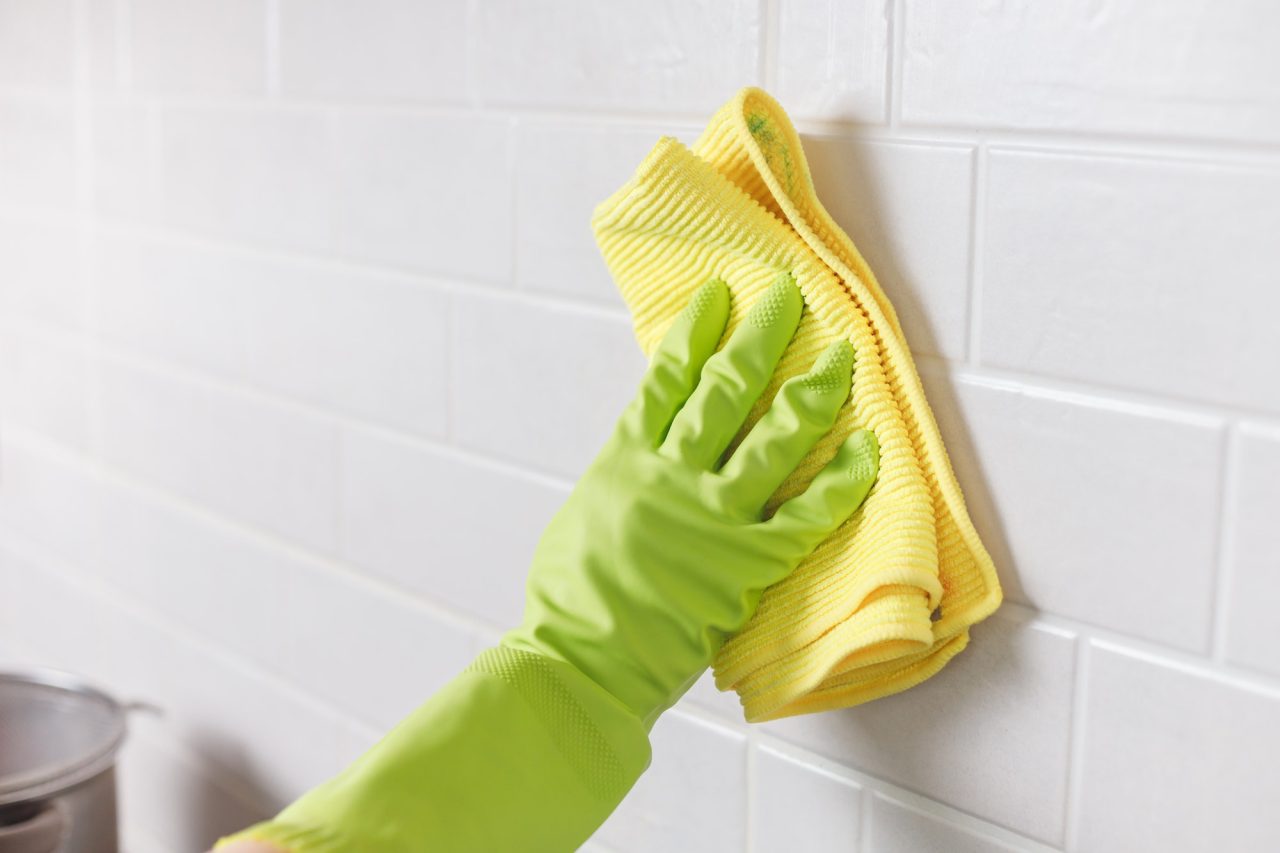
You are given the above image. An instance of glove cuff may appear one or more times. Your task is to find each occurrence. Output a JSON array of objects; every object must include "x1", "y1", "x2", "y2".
[
  {"x1": 474, "y1": 644, "x2": 652, "y2": 801},
  {"x1": 215, "y1": 646, "x2": 652, "y2": 852}
]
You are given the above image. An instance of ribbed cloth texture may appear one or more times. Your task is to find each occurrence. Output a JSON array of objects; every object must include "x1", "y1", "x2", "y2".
[{"x1": 591, "y1": 87, "x2": 1002, "y2": 722}]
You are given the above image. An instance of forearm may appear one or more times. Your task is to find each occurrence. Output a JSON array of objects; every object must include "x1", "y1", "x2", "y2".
[{"x1": 214, "y1": 646, "x2": 651, "y2": 853}]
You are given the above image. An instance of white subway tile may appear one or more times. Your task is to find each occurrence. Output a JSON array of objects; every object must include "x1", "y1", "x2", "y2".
[
  {"x1": 1076, "y1": 642, "x2": 1280, "y2": 852},
  {"x1": 775, "y1": 0, "x2": 889, "y2": 123},
  {"x1": 763, "y1": 613, "x2": 1076, "y2": 844},
  {"x1": 96, "y1": 359, "x2": 341, "y2": 553},
  {"x1": 285, "y1": 564, "x2": 477, "y2": 730},
  {"x1": 236, "y1": 265, "x2": 450, "y2": 438},
  {"x1": 0, "y1": 326, "x2": 89, "y2": 448},
  {"x1": 93, "y1": 235, "x2": 246, "y2": 376},
  {"x1": 0, "y1": 440, "x2": 98, "y2": 566},
  {"x1": 0, "y1": 0, "x2": 74, "y2": 88},
  {"x1": 278, "y1": 0, "x2": 468, "y2": 102},
  {"x1": 922, "y1": 371, "x2": 1223, "y2": 650},
  {"x1": 89, "y1": 475, "x2": 292, "y2": 675},
  {"x1": 474, "y1": 0, "x2": 761, "y2": 113},
  {"x1": 339, "y1": 428, "x2": 565, "y2": 629},
  {"x1": 0, "y1": 217, "x2": 81, "y2": 327},
  {"x1": 331, "y1": 112, "x2": 512, "y2": 282},
  {"x1": 161, "y1": 106, "x2": 332, "y2": 252},
  {"x1": 1224, "y1": 425, "x2": 1280, "y2": 677},
  {"x1": 868, "y1": 795, "x2": 1026, "y2": 853},
  {"x1": 92, "y1": 103, "x2": 160, "y2": 221},
  {"x1": 96, "y1": 235, "x2": 451, "y2": 436},
  {"x1": 514, "y1": 122, "x2": 663, "y2": 305},
  {"x1": 0, "y1": 95, "x2": 75, "y2": 212},
  {"x1": 129, "y1": 0, "x2": 267, "y2": 95},
  {"x1": 806, "y1": 138, "x2": 973, "y2": 359},
  {"x1": 752, "y1": 745, "x2": 861, "y2": 853},
  {"x1": 450, "y1": 292, "x2": 645, "y2": 478},
  {"x1": 901, "y1": 1, "x2": 1280, "y2": 141},
  {"x1": 982, "y1": 149, "x2": 1280, "y2": 413},
  {"x1": 592, "y1": 711, "x2": 747, "y2": 853}
]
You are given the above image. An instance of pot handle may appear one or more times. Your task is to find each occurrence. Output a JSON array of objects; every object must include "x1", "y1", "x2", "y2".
[
  {"x1": 124, "y1": 699, "x2": 163, "y2": 717},
  {"x1": 0, "y1": 803, "x2": 66, "y2": 853}
]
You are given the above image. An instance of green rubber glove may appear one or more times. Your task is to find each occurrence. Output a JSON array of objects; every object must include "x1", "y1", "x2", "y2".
[
  {"x1": 502, "y1": 273, "x2": 879, "y2": 730},
  {"x1": 215, "y1": 273, "x2": 879, "y2": 853}
]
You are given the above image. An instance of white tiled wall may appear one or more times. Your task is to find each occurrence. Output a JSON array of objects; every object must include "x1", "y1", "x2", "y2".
[{"x1": 1, "y1": 2, "x2": 1276, "y2": 851}]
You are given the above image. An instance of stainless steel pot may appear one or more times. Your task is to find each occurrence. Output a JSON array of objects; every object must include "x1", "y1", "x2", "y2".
[{"x1": 0, "y1": 669, "x2": 127, "y2": 853}]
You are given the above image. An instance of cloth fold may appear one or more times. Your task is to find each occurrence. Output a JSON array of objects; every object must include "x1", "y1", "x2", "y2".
[{"x1": 591, "y1": 87, "x2": 1002, "y2": 722}]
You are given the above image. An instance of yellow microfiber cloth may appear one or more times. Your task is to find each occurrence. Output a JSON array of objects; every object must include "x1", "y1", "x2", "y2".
[{"x1": 591, "y1": 87, "x2": 1003, "y2": 722}]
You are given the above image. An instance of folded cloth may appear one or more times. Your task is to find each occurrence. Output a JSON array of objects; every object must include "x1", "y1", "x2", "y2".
[{"x1": 591, "y1": 87, "x2": 1002, "y2": 722}]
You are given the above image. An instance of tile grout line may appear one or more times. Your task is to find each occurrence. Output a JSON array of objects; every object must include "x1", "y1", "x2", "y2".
[
  {"x1": 1061, "y1": 638, "x2": 1092, "y2": 852},
  {"x1": 71, "y1": 0, "x2": 106, "y2": 465},
  {"x1": 758, "y1": 0, "x2": 780, "y2": 92},
  {"x1": 87, "y1": 216, "x2": 635, "y2": 322},
  {"x1": 115, "y1": 0, "x2": 132, "y2": 89},
  {"x1": 443, "y1": 290, "x2": 457, "y2": 444},
  {"x1": 857, "y1": 785, "x2": 874, "y2": 851},
  {"x1": 463, "y1": 0, "x2": 480, "y2": 109},
  {"x1": 264, "y1": 0, "x2": 281, "y2": 96},
  {"x1": 922, "y1": 355, "x2": 1280, "y2": 428},
  {"x1": 887, "y1": 0, "x2": 904, "y2": 128},
  {"x1": 964, "y1": 140, "x2": 986, "y2": 365},
  {"x1": 1208, "y1": 424, "x2": 1242, "y2": 663},
  {"x1": 507, "y1": 115, "x2": 522, "y2": 290}
]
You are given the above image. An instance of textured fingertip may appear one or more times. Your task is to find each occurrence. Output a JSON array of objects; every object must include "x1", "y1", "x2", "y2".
[
  {"x1": 746, "y1": 272, "x2": 802, "y2": 330},
  {"x1": 682, "y1": 277, "x2": 730, "y2": 324},
  {"x1": 844, "y1": 428, "x2": 879, "y2": 483},
  {"x1": 801, "y1": 339, "x2": 855, "y2": 394}
]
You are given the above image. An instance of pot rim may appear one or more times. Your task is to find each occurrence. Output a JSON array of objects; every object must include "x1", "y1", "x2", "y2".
[{"x1": 0, "y1": 667, "x2": 127, "y2": 806}]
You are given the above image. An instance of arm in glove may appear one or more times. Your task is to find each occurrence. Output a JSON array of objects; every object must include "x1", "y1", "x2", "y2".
[{"x1": 215, "y1": 274, "x2": 879, "y2": 853}]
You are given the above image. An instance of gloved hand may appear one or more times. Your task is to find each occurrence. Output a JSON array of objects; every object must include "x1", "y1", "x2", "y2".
[
  {"x1": 214, "y1": 274, "x2": 879, "y2": 853},
  {"x1": 502, "y1": 273, "x2": 879, "y2": 730}
]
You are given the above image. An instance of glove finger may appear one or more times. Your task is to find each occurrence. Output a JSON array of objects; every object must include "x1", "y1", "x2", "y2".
[
  {"x1": 762, "y1": 428, "x2": 879, "y2": 568},
  {"x1": 717, "y1": 339, "x2": 854, "y2": 514},
  {"x1": 625, "y1": 278, "x2": 730, "y2": 444},
  {"x1": 661, "y1": 273, "x2": 803, "y2": 468}
]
